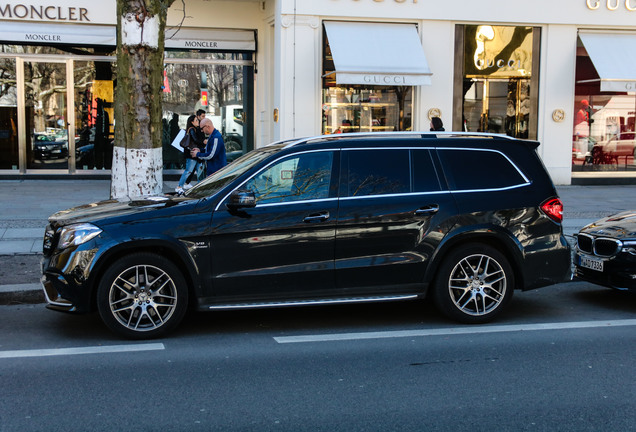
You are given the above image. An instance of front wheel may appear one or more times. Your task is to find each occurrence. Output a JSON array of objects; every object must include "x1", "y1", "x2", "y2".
[
  {"x1": 97, "y1": 253, "x2": 189, "y2": 339},
  {"x1": 433, "y1": 244, "x2": 514, "y2": 324}
]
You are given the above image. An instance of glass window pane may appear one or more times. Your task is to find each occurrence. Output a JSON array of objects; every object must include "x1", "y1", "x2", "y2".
[
  {"x1": 412, "y1": 150, "x2": 442, "y2": 192},
  {"x1": 439, "y1": 149, "x2": 525, "y2": 190},
  {"x1": 162, "y1": 58, "x2": 248, "y2": 171},
  {"x1": 0, "y1": 57, "x2": 18, "y2": 169},
  {"x1": 245, "y1": 151, "x2": 334, "y2": 204},
  {"x1": 461, "y1": 25, "x2": 534, "y2": 139},
  {"x1": 344, "y1": 149, "x2": 410, "y2": 197},
  {"x1": 24, "y1": 60, "x2": 69, "y2": 170},
  {"x1": 573, "y1": 36, "x2": 636, "y2": 172},
  {"x1": 74, "y1": 60, "x2": 115, "y2": 170}
]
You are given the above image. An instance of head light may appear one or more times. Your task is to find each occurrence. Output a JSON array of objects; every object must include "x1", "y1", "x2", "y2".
[
  {"x1": 57, "y1": 223, "x2": 102, "y2": 250},
  {"x1": 622, "y1": 240, "x2": 636, "y2": 255}
]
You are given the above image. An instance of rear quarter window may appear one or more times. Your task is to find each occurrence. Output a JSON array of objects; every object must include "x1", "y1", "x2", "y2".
[{"x1": 438, "y1": 149, "x2": 528, "y2": 191}]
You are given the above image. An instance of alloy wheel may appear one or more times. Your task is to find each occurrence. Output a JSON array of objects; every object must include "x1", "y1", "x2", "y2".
[
  {"x1": 447, "y1": 253, "x2": 507, "y2": 317},
  {"x1": 108, "y1": 264, "x2": 178, "y2": 332}
]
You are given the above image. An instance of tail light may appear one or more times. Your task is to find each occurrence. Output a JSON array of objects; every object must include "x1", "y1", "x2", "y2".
[{"x1": 540, "y1": 197, "x2": 564, "y2": 223}]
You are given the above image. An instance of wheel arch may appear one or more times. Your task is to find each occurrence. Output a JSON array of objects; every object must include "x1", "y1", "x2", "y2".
[
  {"x1": 86, "y1": 239, "x2": 201, "y2": 311},
  {"x1": 424, "y1": 227, "x2": 525, "y2": 291}
]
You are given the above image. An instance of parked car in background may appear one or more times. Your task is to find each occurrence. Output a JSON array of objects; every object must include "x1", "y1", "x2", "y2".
[
  {"x1": 32, "y1": 133, "x2": 68, "y2": 161},
  {"x1": 572, "y1": 137, "x2": 594, "y2": 165},
  {"x1": 574, "y1": 211, "x2": 636, "y2": 291},
  {"x1": 41, "y1": 132, "x2": 572, "y2": 338},
  {"x1": 591, "y1": 132, "x2": 636, "y2": 165}
]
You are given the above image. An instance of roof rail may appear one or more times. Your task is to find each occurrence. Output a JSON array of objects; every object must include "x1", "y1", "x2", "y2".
[{"x1": 281, "y1": 131, "x2": 517, "y2": 149}]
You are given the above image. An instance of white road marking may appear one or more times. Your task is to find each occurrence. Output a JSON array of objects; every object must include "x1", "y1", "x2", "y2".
[
  {"x1": 0, "y1": 343, "x2": 165, "y2": 359},
  {"x1": 273, "y1": 319, "x2": 636, "y2": 344}
]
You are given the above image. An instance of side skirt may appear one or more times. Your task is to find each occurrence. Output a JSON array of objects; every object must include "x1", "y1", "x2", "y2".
[{"x1": 203, "y1": 294, "x2": 420, "y2": 311}]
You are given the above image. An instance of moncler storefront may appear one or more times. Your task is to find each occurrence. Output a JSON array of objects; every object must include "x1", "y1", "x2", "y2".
[{"x1": 1, "y1": 0, "x2": 635, "y2": 184}]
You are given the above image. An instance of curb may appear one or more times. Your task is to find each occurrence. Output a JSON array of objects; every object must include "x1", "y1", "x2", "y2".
[{"x1": 0, "y1": 283, "x2": 44, "y2": 305}]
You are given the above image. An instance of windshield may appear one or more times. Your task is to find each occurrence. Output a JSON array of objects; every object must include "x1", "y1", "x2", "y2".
[{"x1": 185, "y1": 144, "x2": 287, "y2": 198}]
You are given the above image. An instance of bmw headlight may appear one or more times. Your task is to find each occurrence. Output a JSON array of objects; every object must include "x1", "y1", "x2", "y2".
[
  {"x1": 622, "y1": 240, "x2": 636, "y2": 255},
  {"x1": 57, "y1": 223, "x2": 102, "y2": 250}
]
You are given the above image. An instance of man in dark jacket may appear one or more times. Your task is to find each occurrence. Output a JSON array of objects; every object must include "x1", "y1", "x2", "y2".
[{"x1": 192, "y1": 118, "x2": 227, "y2": 175}]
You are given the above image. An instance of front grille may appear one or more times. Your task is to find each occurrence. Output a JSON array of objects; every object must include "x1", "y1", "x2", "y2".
[
  {"x1": 576, "y1": 234, "x2": 593, "y2": 254},
  {"x1": 577, "y1": 233, "x2": 621, "y2": 257},
  {"x1": 594, "y1": 238, "x2": 621, "y2": 257}
]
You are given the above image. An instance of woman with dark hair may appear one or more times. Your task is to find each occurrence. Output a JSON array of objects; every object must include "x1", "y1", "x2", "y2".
[
  {"x1": 430, "y1": 116, "x2": 445, "y2": 132},
  {"x1": 176, "y1": 114, "x2": 205, "y2": 194}
]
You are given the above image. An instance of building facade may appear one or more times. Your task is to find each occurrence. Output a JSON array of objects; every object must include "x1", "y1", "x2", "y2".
[{"x1": 1, "y1": 0, "x2": 635, "y2": 184}]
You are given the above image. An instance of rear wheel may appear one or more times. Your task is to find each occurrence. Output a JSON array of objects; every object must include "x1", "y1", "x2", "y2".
[
  {"x1": 97, "y1": 253, "x2": 188, "y2": 339},
  {"x1": 433, "y1": 244, "x2": 514, "y2": 324}
]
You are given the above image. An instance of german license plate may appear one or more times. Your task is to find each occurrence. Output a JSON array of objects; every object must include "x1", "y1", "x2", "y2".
[{"x1": 578, "y1": 254, "x2": 604, "y2": 272}]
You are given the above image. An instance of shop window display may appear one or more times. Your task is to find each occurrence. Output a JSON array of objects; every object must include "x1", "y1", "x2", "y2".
[
  {"x1": 0, "y1": 44, "x2": 116, "y2": 172},
  {"x1": 73, "y1": 60, "x2": 116, "y2": 171},
  {"x1": 572, "y1": 38, "x2": 636, "y2": 172},
  {"x1": 322, "y1": 28, "x2": 412, "y2": 134},
  {"x1": 455, "y1": 25, "x2": 539, "y2": 140},
  {"x1": 162, "y1": 52, "x2": 251, "y2": 170},
  {"x1": 0, "y1": 55, "x2": 18, "y2": 170}
]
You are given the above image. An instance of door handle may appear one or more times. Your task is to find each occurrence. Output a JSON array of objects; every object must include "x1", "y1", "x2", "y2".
[
  {"x1": 303, "y1": 211, "x2": 330, "y2": 223},
  {"x1": 415, "y1": 205, "x2": 439, "y2": 216}
]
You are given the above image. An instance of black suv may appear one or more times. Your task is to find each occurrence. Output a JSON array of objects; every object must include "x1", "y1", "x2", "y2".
[{"x1": 41, "y1": 132, "x2": 572, "y2": 338}]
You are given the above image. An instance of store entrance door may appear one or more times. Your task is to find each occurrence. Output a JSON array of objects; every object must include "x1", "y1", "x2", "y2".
[
  {"x1": 463, "y1": 78, "x2": 531, "y2": 139},
  {"x1": 23, "y1": 60, "x2": 72, "y2": 170}
]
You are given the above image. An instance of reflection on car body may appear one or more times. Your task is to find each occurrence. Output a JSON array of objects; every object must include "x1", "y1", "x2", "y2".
[
  {"x1": 575, "y1": 210, "x2": 636, "y2": 291},
  {"x1": 40, "y1": 132, "x2": 572, "y2": 339}
]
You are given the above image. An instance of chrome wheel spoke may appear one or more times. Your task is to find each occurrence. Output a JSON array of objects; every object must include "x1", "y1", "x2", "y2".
[
  {"x1": 448, "y1": 253, "x2": 507, "y2": 316},
  {"x1": 109, "y1": 263, "x2": 178, "y2": 332}
]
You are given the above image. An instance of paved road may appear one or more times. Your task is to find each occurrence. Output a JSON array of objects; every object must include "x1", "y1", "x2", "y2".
[{"x1": 1, "y1": 281, "x2": 635, "y2": 432}]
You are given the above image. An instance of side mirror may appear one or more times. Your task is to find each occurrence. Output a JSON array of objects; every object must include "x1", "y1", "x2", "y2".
[{"x1": 226, "y1": 189, "x2": 256, "y2": 210}]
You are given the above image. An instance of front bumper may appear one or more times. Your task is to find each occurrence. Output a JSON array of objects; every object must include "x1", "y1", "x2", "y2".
[
  {"x1": 41, "y1": 276, "x2": 78, "y2": 312},
  {"x1": 40, "y1": 249, "x2": 98, "y2": 313},
  {"x1": 574, "y1": 252, "x2": 636, "y2": 291}
]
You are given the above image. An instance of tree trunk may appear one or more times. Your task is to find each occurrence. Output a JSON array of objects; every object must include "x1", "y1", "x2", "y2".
[{"x1": 112, "y1": 0, "x2": 173, "y2": 199}]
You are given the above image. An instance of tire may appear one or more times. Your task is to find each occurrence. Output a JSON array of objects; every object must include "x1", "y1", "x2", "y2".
[
  {"x1": 97, "y1": 253, "x2": 189, "y2": 339},
  {"x1": 225, "y1": 139, "x2": 241, "y2": 152},
  {"x1": 433, "y1": 244, "x2": 514, "y2": 324}
]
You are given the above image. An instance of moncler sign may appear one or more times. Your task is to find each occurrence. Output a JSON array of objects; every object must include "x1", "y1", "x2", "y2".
[{"x1": 0, "y1": 3, "x2": 90, "y2": 21}]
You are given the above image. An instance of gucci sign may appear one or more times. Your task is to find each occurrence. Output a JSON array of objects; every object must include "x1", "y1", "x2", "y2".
[{"x1": 586, "y1": 0, "x2": 636, "y2": 11}]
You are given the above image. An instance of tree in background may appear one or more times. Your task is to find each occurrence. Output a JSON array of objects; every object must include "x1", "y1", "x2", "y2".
[{"x1": 112, "y1": 0, "x2": 174, "y2": 198}]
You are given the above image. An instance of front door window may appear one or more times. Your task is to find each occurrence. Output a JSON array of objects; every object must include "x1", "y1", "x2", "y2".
[{"x1": 245, "y1": 151, "x2": 334, "y2": 204}]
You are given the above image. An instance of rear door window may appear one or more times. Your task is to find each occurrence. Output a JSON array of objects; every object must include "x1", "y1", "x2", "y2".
[
  {"x1": 412, "y1": 149, "x2": 442, "y2": 192},
  {"x1": 341, "y1": 149, "x2": 410, "y2": 197}
]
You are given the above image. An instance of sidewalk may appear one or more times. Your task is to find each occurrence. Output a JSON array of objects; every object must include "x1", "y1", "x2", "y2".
[{"x1": 1, "y1": 180, "x2": 635, "y2": 304}]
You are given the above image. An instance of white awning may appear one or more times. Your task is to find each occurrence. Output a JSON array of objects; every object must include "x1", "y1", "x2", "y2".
[
  {"x1": 0, "y1": 21, "x2": 115, "y2": 46},
  {"x1": 165, "y1": 28, "x2": 255, "y2": 51},
  {"x1": 324, "y1": 21, "x2": 432, "y2": 86},
  {"x1": 579, "y1": 31, "x2": 636, "y2": 92}
]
